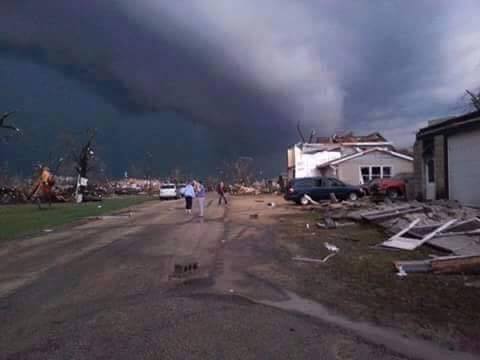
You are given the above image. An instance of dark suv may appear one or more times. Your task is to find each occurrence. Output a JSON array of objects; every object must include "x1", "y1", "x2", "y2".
[{"x1": 284, "y1": 177, "x2": 364, "y2": 205}]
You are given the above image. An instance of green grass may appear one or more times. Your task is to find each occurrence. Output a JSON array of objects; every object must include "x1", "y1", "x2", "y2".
[{"x1": 0, "y1": 196, "x2": 152, "y2": 242}]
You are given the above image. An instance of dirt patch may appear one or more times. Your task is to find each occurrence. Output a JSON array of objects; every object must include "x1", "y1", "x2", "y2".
[{"x1": 251, "y1": 206, "x2": 480, "y2": 354}]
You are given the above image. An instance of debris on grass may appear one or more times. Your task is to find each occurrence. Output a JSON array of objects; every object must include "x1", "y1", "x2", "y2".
[
  {"x1": 303, "y1": 194, "x2": 319, "y2": 205},
  {"x1": 292, "y1": 253, "x2": 337, "y2": 264},
  {"x1": 316, "y1": 220, "x2": 355, "y2": 229},
  {"x1": 396, "y1": 266, "x2": 408, "y2": 277},
  {"x1": 329, "y1": 192, "x2": 339, "y2": 203},
  {"x1": 325, "y1": 242, "x2": 339, "y2": 252},
  {"x1": 394, "y1": 255, "x2": 480, "y2": 275}
]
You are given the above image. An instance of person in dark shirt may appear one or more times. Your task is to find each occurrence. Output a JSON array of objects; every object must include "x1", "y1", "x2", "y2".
[{"x1": 216, "y1": 181, "x2": 228, "y2": 205}]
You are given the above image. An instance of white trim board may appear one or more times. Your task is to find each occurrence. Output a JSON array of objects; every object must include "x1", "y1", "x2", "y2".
[{"x1": 328, "y1": 147, "x2": 413, "y2": 166}]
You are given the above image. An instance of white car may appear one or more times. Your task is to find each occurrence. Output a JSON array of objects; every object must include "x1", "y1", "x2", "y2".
[
  {"x1": 159, "y1": 184, "x2": 177, "y2": 199},
  {"x1": 176, "y1": 184, "x2": 186, "y2": 198}
]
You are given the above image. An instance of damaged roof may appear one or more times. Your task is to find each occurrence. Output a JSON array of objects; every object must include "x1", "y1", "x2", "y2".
[
  {"x1": 317, "y1": 147, "x2": 413, "y2": 168},
  {"x1": 316, "y1": 132, "x2": 387, "y2": 144},
  {"x1": 417, "y1": 110, "x2": 480, "y2": 138}
]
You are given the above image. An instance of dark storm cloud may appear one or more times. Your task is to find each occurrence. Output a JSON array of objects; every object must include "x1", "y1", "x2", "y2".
[
  {"x1": 1, "y1": 0, "x2": 480, "y2": 148},
  {"x1": 0, "y1": 1, "x2": 295, "y2": 150}
]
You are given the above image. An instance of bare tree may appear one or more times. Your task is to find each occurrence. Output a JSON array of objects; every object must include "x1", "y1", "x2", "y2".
[
  {"x1": 466, "y1": 89, "x2": 480, "y2": 111},
  {"x1": 70, "y1": 129, "x2": 96, "y2": 200},
  {"x1": 0, "y1": 111, "x2": 22, "y2": 143},
  {"x1": 224, "y1": 156, "x2": 255, "y2": 186},
  {"x1": 72, "y1": 129, "x2": 96, "y2": 179},
  {"x1": 296, "y1": 121, "x2": 306, "y2": 143}
]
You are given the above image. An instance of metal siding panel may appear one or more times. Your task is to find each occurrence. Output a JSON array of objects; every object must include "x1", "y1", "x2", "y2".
[{"x1": 448, "y1": 129, "x2": 480, "y2": 207}]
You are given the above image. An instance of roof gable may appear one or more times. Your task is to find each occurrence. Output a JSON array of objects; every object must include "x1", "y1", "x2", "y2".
[{"x1": 319, "y1": 147, "x2": 413, "y2": 168}]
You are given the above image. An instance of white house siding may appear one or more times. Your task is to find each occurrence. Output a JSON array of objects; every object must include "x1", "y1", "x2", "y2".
[
  {"x1": 336, "y1": 151, "x2": 413, "y2": 185},
  {"x1": 295, "y1": 149, "x2": 341, "y2": 178}
]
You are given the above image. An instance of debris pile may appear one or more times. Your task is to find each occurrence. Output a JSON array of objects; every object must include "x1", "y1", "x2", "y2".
[
  {"x1": 395, "y1": 254, "x2": 480, "y2": 275},
  {"x1": 354, "y1": 202, "x2": 480, "y2": 275},
  {"x1": 231, "y1": 184, "x2": 258, "y2": 195},
  {"x1": 309, "y1": 196, "x2": 480, "y2": 276},
  {"x1": 0, "y1": 186, "x2": 29, "y2": 204}
]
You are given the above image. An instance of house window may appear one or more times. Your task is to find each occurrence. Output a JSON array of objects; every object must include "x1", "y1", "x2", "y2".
[
  {"x1": 383, "y1": 166, "x2": 392, "y2": 178},
  {"x1": 360, "y1": 166, "x2": 393, "y2": 183},
  {"x1": 361, "y1": 167, "x2": 370, "y2": 184}
]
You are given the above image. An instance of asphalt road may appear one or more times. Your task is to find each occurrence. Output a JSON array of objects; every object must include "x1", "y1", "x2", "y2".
[{"x1": 0, "y1": 196, "x2": 472, "y2": 359}]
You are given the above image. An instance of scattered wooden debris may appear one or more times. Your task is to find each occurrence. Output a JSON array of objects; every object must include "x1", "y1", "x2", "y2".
[
  {"x1": 324, "y1": 217, "x2": 336, "y2": 229},
  {"x1": 303, "y1": 194, "x2": 319, "y2": 205},
  {"x1": 329, "y1": 192, "x2": 339, "y2": 203},
  {"x1": 292, "y1": 254, "x2": 337, "y2": 264},
  {"x1": 317, "y1": 220, "x2": 355, "y2": 229},
  {"x1": 394, "y1": 259, "x2": 432, "y2": 273},
  {"x1": 428, "y1": 235, "x2": 480, "y2": 255},
  {"x1": 325, "y1": 242, "x2": 339, "y2": 252},
  {"x1": 431, "y1": 254, "x2": 480, "y2": 274},
  {"x1": 380, "y1": 219, "x2": 421, "y2": 250},
  {"x1": 361, "y1": 205, "x2": 424, "y2": 222},
  {"x1": 380, "y1": 219, "x2": 457, "y2": 251},
  {"x1": 393, "y1": 254, "x2": 480, "y2": 275}
]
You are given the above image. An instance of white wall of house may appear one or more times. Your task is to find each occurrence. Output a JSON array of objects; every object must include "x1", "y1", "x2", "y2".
[
  {"x1": 295, "y1": 148, "x2": 341, "y2": 178},
  {"x1": 336, "y1": 151, "x2": 413, "y2": 185}
]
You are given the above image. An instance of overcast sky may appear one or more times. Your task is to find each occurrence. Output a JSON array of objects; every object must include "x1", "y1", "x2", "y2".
[{"x1": 1, "y1": 1, "x2": 479, "y2": 176}]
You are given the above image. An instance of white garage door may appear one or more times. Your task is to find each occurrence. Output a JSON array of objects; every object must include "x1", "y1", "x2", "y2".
[{"x1": 448, "y1": 129, "x2": 480, "y2": 207}]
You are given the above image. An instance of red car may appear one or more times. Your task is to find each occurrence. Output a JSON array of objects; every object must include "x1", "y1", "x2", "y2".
[{"x1": 367, "y1": 173, "x2": 413, "y2": 199}]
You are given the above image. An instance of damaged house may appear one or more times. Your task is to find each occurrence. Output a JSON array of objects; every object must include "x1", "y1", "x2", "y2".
[
  {"x1": 414, "y1": 111, "x2": 480, "y2": 207},
  {"x1": 287, "y1": 132, "x2": 413, "y2": 185}
]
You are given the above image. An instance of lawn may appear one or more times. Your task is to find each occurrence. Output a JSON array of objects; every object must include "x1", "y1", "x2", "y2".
[
  {"x1": 267, "y1": 210, "x2": 480, "y2": 354},
  {"x1": 0, "y1": 196, "x2": 152, "y2": 242}
]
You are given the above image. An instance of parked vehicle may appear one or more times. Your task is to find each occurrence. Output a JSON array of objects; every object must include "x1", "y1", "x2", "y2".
[
  {"x1": 368, "y1": 173, "x2": 413, "y2": 199},
  {"x1": 176, "y1": 183, "x2": 186, "y2": 198},
  {"x1": 284, "y1": 177, "x2": 364, "y2": 205},
  {"x1": 159, "y1": 183, "x2": 177, "y2": 200}
]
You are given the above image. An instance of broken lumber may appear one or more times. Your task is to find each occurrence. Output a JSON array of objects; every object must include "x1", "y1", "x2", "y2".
[
  {"x1": 303, "y1": 194, "x2": 319, "y2": 205},
  {"x1": 428, "y1": 235, "x2": 480, "y2": 256},
  {"x1": 381, "y1": 219, "x2": 457, "y2": 251},
  {"x1": 361, "y1": 206, "x2": 424, "y2": 222},
  {"x1": 431, "y1": 254, "x2": 480, "y2": 274},
  {"x1": 292, "y1": 254, "x2": 337, "y2": 264},
  {"x1": 381, "y1": 219, "x2": 421, "y2": 250},
  {"x1": 416, "y1": 219, "x2": 457, "y2": 247},
  {"x1": 434, "y1": 229, "x2": 480, "y2": 238},
  {"x1": 394, "y1": 259, "x2": 432, "y2": 273},
  {"x1": 329, "y1": 192, "x2": 339, "y2": 203}
]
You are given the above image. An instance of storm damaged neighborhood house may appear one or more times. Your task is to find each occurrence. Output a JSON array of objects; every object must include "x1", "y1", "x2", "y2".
[
  {"x1": 287, "y1": 132, "x2": 413, "y2": 185},
  {"x1": 414, "y1": 111, "x2": 480, "y2": 207}
]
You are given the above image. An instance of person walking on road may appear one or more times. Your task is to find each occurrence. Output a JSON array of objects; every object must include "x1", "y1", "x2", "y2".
[
  {"x1": 183, "y1": 181, "x2": 195, "y2": 214},
  {"x1": 194, "y1": 180, "x2": 206, "y2": 217},
  {"x1": 217, "y1": 181, "x2": 228, "y2": 206}
]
